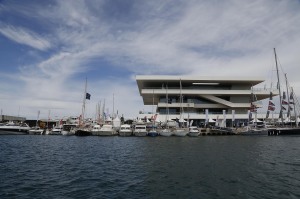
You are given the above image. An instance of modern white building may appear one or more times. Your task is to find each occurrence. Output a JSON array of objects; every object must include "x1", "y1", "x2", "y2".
[{"x1": 136, "y1": 75, "x2": 279, "y2": 126}]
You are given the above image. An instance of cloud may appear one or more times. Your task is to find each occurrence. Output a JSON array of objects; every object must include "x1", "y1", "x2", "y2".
[
  {"x1": 0, "y1": 24, "x2": 51, "y2": 51},
  {"x1": 1, "y1": 0, "x2": 300, "y2": 119}
]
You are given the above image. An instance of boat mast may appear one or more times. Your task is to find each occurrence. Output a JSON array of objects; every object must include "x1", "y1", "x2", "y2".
[
  {"x1": 274, "y1": 48, "x2": 284, "y2": 124},
  {"x1": 152, "y1": 89, "x2": 154, "y2": 130},
  {"x1": 112, "y1": 93, "x2": 115, "y2": 128},
  {"x1": 165, "y1": 84, "x2": 169, "y2": 125},
  {"x1": 36, "y1": 110, "x2": 40, "y2": 127},
  {"x1": 47, "y1": 110, "x2": 50, "y2": 129},
  {"x1": 179, "y1": 78, "x2": 183, "y2": 127},
  {"x1": 284, "y1": 73, "x2": 291, "y2": 124},
  {"x1": 98, "y1": 100, "x2": 101, "y2": 124},
  {"x1": 291, "y1": 87, "x2": 298, "y2": 127},
  {"x1": 81, "y1": 78, "x2": 87, "y2": 126}
]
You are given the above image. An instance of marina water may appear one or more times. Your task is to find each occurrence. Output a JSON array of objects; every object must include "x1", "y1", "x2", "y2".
[{"x1": 1, "y1": 135, "x2": 299, "y2": 199}]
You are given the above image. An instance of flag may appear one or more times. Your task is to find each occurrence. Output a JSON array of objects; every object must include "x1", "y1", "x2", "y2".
[
  {"x1": 290, "y1": 101, "x2": 294, "y2": 104},
  {"x1": 282, "y1": 100, "x2": 288, "y2": 105},
  {"x1": 249, "y1": 103, "x2": 257, "y2": 112},
  {"x1": 86, "y1": 93, "x2": 91, "y2": 100},
  {"x1": 268, "y1": 101, "x2": 275, "y2": 106},
  {"x1": 153, "y1": 114, "x2": 157, "y2": 121},
  {"x1": 268, "y1": 106, "x2": 275, "y2": 111}
]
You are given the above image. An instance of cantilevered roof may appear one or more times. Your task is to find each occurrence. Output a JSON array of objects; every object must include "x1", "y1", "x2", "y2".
[{"x1": 136, "y1": 75, "x2": 265, "y2": 93}]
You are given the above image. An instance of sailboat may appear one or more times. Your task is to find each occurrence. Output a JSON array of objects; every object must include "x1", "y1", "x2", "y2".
[
  {"x1": 188, "y1": 126, "x2": 200, "y2": 137},
  {"x1": 239, "y1": 88, "x2": 268, "y2": 136},
  {"x1": 95, "y1": 97, "x2": 117, "y2": 136},
  {"x1": 268, "y1": 48, "x2": 300, "y2": 135},
  {"x1": 28, "y1": 110, "x2": 44, "y2": 135},
  {"x1": 75, "y1": 78, "x2": 92, "y2": 136},
  {"x1": 159, "y1": 84, "x2": 173, "y2": 136},
  {"x1": 174, "y1": 79, "x2": 189, "y2": 137},
  {"x1": 148, "y1": 89, "x2": 159, "y2": 137}
]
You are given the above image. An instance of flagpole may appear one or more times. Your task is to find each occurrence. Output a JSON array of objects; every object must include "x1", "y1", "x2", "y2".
[
  {"x1": 232, "y1": 110, "x2": 235, "y2": 128},
  {"x1": 113, "y1": 93, "x2": 115, "y2": 119},
  {"x1": 284, "y1": 73, "x2": 292, "y2": 126},
  {"x1": 291, "y1": 87, "x2": 298, "y2": 127},
  {"x1": 47, "y1": 110, "x2": 50, "y2": 129},
  {"x1": 81, "y1": 78, "x2": 87, "y2": 126},
  {"x1": 37, "y1": 110, "x2": 40, "y2": 128}
]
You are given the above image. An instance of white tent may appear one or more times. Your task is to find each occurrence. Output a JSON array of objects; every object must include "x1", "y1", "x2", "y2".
[
  {"x1": 113, "y1": 115, "x2": 121, "y2": 130},
  {"x1": 208, "y1": 118, "x2": 215, "y2": 123},
  {"x1": 250, "y1": 119, "x2": 263, "y2": 123}
]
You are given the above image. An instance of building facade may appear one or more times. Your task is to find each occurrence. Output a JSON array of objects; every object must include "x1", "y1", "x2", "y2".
[
  {"x1": 136, "y1": 75, "x2": 279, "y2": 126},
  {"x1": 0, "y1": 115, "x2": 26, "y2": 122}
]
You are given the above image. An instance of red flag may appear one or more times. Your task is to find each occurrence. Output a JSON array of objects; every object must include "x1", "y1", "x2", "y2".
[
  {"x1": 268, "y1": 106, "x2": 275, "y2": 111},
  {"x1": 282, "y1": 100, "x2": 288, "y2": 105},
  {"x1": 268, "y1": 101, "x2": 275, "y2": 106},
  {"x1": 249, "y1": 103, "x2": 257, "y2": 112},
  {"x1": 153, "y1": 114, "x2": 157, "y2": 121}
]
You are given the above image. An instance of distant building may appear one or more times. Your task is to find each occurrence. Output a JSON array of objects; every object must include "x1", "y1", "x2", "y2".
[
  {"x1": 136, "y1": 75, "x2": 279, "y2": 126},
  {"x1": 0, "y1": 115, "x2": 26, "y2": 122}
]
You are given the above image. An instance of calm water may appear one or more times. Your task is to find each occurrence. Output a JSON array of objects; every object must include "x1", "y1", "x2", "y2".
[{"x1": 0, "y1": 135, "x2": 299, "y2": 199}]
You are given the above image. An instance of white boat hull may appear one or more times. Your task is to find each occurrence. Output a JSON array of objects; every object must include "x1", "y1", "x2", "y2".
[
  {"x1": 61, "y1": 130, "x2": 74, "y2": 136},
  {"x1": 28, "y1": 129, "x2": 44, "y2": 135},
  {"x1": 174, "y1": 129, "x2": 188, "y2": 137},
  {"x1": 93, "y1": 130, "x2": 116, "y2": 136},
  {"x1": 0, "y1": 123, "x2": 30, "y2": 135},
  {"x1": 159, "y1": 129, "x2": 173, "y2": 137},
  {"x1": 188, "y1": 132, "x2": 200, "y2": 137}
]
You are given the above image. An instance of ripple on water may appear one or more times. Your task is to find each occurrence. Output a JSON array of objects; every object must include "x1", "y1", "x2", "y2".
[{"x1": 0, "y1": 135, "x2": 300, "y2": 199}]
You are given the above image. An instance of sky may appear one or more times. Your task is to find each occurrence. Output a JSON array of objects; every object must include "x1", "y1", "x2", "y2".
[{"x1": 1, "y1": 0, "x2": 300, "y2": 120}]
